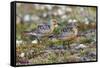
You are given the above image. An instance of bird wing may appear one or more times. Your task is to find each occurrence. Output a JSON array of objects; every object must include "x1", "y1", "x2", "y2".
[{"x1": 38, "y1": 24, "x2": 51, "y2": 34}]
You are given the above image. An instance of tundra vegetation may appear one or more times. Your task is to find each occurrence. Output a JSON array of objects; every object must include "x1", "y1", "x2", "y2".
[{"x1": 16, "y1": 3, "x2": 97, "y2": 65}]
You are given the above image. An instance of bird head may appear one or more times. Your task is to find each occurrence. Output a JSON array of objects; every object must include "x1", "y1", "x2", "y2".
[
  {"x1": 68, "y1": 19, "x2": 78, "y2": 27},
  {"x1": 68, "y1": 19, "x2": 78, "y2": 36},
  {"x1": 51, "y1": 19, "x2": 59, "y2": 28}
]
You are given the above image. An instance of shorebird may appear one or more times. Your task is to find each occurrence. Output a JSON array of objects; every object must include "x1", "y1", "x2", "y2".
[
  {"x1": 23, "y1": 19, "x2": 59, "y2": 44},
  {"x1": 58, "y1": 19, "x2": 78, "y2": 49}
]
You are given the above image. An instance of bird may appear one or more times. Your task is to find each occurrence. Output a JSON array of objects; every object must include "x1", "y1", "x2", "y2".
[
  {"x1": 22, "y1": 19, "x2": 59, "y2": 44},
  {"x1": 58, "y1": 19, "x2": 78, "y2": 49},
  {"x1": 22, "y1": 18, "x2": 78, "y2": 49}
]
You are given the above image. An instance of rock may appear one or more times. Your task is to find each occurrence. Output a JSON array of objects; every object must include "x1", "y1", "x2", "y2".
[
  {"x1": 75, "y1": 44, "x2": 87, "y2": 50},
  {"x1": 56, "y1": 45, "x2": 65, "y2": 50},
  {"x1": 80, "y1": 56, "x2": 90, "y2": 61},
  {"x1": 19, "y1": 58, "x2": 29, "y2": 64},
  {"x1": 88, "y1": 51, "x2": 96, "y2": 58},
  {"x1": 48, "y1": 45, "x2": 57, "y2": 50}
]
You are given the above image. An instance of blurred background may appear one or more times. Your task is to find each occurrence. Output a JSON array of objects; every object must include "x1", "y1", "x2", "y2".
[{"x1": 16, "y1": 3, "x2": 96, "y2": 40}]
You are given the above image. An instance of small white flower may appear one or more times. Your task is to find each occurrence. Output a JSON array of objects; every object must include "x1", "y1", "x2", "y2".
[
  {"x1": 84, "y1": 18, "x2": 89, "y2": 24},
  {"x1": 73, "y1": 19, "x2": 77, "y2": 23},
  {"x1": 58, "y1": 9, "x2": 64, "y2": 15},
  {"x1": 30, "y1": 33, "x2": 37, "y2": 35},
  {"x1": 68, "y1": 19, "x2": 73, "y2": 23},
  {"x1": 79, "y1": 44, "x2": 87, "y2": 48},
  {"x1": 61, "y1": 15, "x2": 67, "y2": 19},
  {"x1": 16, "y1": 40, "x2": 23, "y2": 46},
  {"x1": 80, "y1": 8, "x2": 84, "y2": 12},
  {"x1": 20, "y1": 53, "x2": 25, "y2": 57},
  {"x1": 24, "y1": 14, "x2": 30, "y2": 22},
  {"x1": 45, "y1": 5, "x2": 52, "y2": 10},
  {"x1": 66, "y1": 7, "x2": 72, "y2": 12},
  {"x1": 32, "y1": 40, "x2": 38, "y2": 44}
]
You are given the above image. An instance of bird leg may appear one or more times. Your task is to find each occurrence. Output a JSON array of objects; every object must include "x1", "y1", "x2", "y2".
[
  {"x1": 67, "y1": 41, "x2": 71, "y2": 49},
  {"x1": 63, "y1": 40, "x2": 67, "y2": 49},
  {"x1": 63, "y1": 40, "x2": 71, "y2": 50}
]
